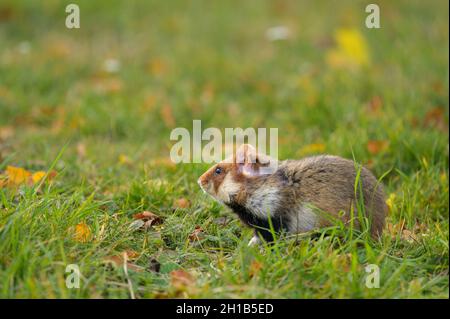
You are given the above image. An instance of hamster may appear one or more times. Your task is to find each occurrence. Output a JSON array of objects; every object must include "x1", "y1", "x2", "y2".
[{"x1": 197, "y1": 144, "x2": 388, "y2": 246}]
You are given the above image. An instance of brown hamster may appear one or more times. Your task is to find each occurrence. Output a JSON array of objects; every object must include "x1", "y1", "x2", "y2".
[{"x1": 198, "y1": 144, "x2": 387, "y2": 246}]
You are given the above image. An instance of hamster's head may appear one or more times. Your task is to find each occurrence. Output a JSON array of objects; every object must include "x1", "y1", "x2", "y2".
[{"x1": 197, "y1": 144, "x2": 277, "y2": 204}]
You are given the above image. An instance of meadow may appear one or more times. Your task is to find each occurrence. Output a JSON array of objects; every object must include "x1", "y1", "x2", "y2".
[{"x1": 0, "y1": 0, "x2": 448, "y2": 298}]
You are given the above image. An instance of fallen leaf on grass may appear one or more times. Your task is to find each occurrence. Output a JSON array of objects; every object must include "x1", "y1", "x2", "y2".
[
  {"x1": 6, "y1": 166, "x2": 30, "y2": 185},
  {"x1": 386, "y1": 193, "x2": 396, "y2": 211},
  {"x1": 173, "y1": 198, "x2": 190, "y2": 209},
  {"x1": 134, "y1": 211, "x2": 162, "y2": 226},
  {"x1": 188, "y1": 225, "x2": 205, "y2": 242},
  {"x1": 130, "y1": 211, "x2": 163, "y2": 231},
  {"x1": 124, "y1": 250, "x2": 139, "y2": 260},
  {"x1": 3, "y1": 166, "x2": 57, "y2": 187},
  {"x1": 326, "y1": 28, "x2": 370, "y2": 69},
  {"x1": 104, "y1": 253, "x2": 143, "y2": 272},
  {"x1": 367, "y1": 140, "x2": 389, "y2": 155},
  {"x1": 31, "y1": 171, "x2": 46, "y2": 184},
  {"x1": 73, "y1": 222, "x2": 92, "y2": 243},
  {"x1": 249, "y1": 260, "x2": 263, "y2": 278},
  {"x1": 386, "y1": 220, "x2": 426, "y2": 243},
  {"x1": 170, "y1": 269, "x2": 195, "y2": 291}
]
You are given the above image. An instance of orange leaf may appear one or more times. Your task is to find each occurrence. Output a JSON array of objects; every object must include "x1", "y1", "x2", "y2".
[
  {"x1": 31, "y1": 171, "x2": 46, "y2": 184},
  {"x1": 249, "y1": 260, "x2": 263, "y2": 278},
  {"x1": 367, "y1": 140, "x2": 389, "y2": 155},
  {"x1": 73, "y1": 222, "x2": 91, "y2": 243},
  {"x1": 174, "y1": 198, "x2": 190, "y2": 209},
  {"x1": 6, "y1": 166, "x2": 31, "y2": 185}
]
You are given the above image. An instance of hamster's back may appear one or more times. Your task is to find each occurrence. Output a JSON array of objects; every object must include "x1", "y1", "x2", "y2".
[{"x1": 278, "y1": 155, "x2": 387, "y2": 237}]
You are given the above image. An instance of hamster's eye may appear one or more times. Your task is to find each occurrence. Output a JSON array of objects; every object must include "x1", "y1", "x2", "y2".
[{"x1": 214, "y1": 167, "x2": 222, "y2": 175}]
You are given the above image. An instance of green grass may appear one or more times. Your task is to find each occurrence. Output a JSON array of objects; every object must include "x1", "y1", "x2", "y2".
[{"x1": 0, "y1": 0, "x2": 448, "y2": 298}]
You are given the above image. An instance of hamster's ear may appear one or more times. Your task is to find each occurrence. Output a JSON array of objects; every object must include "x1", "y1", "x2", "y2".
[
  {"x1": 235, "y1": 144, "x2": 258, "y2": 177},
  {"x1": 235, "y1": 144, "x2": 278, "y2": 177}
]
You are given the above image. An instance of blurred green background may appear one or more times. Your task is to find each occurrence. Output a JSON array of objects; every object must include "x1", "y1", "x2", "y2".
[{"x1": 0, "y1": 0, "x2": 448, "y2": 298}]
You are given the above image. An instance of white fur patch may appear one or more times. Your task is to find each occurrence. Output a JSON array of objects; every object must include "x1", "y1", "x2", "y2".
[
  {"x1": 245, "y1": 186, "x2": 280, "y2": 218},
  {"x1": 216, "y1": 174, "x2": 240, "y2": 203},
  {"x1": 288, "y1": 204, "x2": 318, "y2": 233},
  {"x1": 248, "y1": 235, "x2": 261, "y2": 246}
]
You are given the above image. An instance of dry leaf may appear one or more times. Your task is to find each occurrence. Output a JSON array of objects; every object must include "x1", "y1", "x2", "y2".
[
  {"x1": 367, "y1": 140, "x2": 389, "y2": 155},
  {"x1": 133, "y1": 211, "x2": 162, "y2": 224},
  {"x1": 104, "y1": 253, "x2": 143, "y2": 272},
  {"x1": 189, "y1": 225, "x2": 205, "y2": 242},
  {"x1": 174, "y1": 198, "x2": 190, "y2": 209},
  {"x1": 73, "y1": 222, "x2": 91, "y2": 243},
  {"x1": 386, "y1": 220, "x2": 422, "y2": 243},
  {"x1": 124, "y1": 250, "x2": 139, "y2": 260},
  {"x1": 170, "y1": 269, "x2": 194, "y2": 291}
]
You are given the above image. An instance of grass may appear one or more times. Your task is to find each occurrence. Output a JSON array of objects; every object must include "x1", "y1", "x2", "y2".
[{"x1": 0, "y1": 0, "x2": 448, "y2": 298}]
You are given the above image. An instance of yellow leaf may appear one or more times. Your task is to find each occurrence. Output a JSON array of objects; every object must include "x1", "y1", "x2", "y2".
[
  {"x1": 118, "y1": 154, "x2": 132, "y2": 165},
  {"x1": 32, "y1": 171, "x2": 46, "y2": 184},
  {"x1": 386, "y1": 193, "x2": 396, "y2": 211},
  {"x1": 73, "y1": 222, "x2": 91, "y2": 243},
  {"x1": 6, "y1": 166, "x2": 31, "y2": 185},
  {"x1": 326, "y1": 28, "x2": 370, "y2": 69}
]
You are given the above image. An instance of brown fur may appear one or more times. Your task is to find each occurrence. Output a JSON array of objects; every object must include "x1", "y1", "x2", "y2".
[{"x1": 198, "y1": 145, "x2": 387, "y2": 239}]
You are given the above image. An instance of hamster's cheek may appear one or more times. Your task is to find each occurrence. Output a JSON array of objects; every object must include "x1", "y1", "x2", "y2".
[{"x1": 216, "y1": 174, "x2": 240, "y2": 203}]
